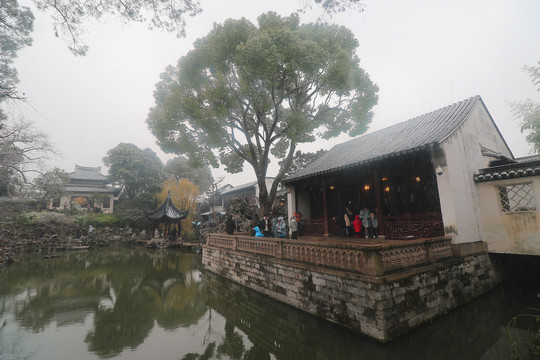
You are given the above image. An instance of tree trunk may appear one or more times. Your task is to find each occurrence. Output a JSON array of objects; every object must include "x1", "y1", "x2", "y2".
[{"x1": 257, "y1": 181, "x2": 274, "y2": 217}]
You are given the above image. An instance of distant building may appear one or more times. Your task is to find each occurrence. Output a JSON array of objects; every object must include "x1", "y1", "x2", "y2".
[
  {"x1": 199, "y1": 178, "x2": 277, "y2": 223},
  {"x1": 219, "y1": 178, "x2": 275, "y2": 210},
  {"x1": 50, "y1": 165, "x2": 118, "y2": 213}
]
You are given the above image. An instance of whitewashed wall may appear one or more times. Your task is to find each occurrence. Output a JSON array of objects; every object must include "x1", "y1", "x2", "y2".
[
  {"x1": 437, "y1": 101, "x2": 513, "y2": 244},
  {"x1": 476, "y1": 177, "x2": 540, "y2": 255}
]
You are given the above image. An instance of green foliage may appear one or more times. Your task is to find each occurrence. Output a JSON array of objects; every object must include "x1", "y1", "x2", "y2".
[
  {"x1": 147, "y1": 12, "x2": 378, "y2": 213},
  {"x1": 103, "y1": 142, "x2": 165, "y2": 206},
  {"x1": 77, "y1": 213, "x2": 119, "y2": 227},
  {"x1": 16, "y1": 211, "x2": 74, "y2": 226},
  {"x1": 164, "y1": 156, "x2": 213, "y2": 192},
  {"x1": 15, "y1": 210, "x2": 120, "y2": 228},
  {"x1": 32, "y1": 167, "x2": 69, "y2": 202},
  {"x1": 28, "y1": 0, "x2": 201, "y2": 56},
  {"x1": 16, "y1": 212, "x2": 35, "y2": 225},
  {"x1": 114, "y1": 208, "x2": 152, "y2": 229},
  {"x1": 0, "y1": 0, "x2": 34, "y2": 101},
  {"x1": 512, "y1": 61, "x2": 540, "y2": 154},
  {"x1": 280, "y1": 149, "x2": 328, "y2": 177}
]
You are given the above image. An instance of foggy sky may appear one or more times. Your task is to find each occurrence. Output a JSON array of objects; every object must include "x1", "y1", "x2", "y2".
[{"x1": 7, "y1": 0, "x2": 540, "y2": 186}]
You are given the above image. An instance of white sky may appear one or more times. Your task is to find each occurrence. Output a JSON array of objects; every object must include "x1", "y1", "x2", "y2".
[{"x1": 6, "y1": 0, "x2": 540, "y2": 186}]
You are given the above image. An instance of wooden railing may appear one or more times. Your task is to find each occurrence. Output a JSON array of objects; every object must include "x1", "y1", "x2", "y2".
[
  {"x1": 301, "y1": 219, "x2": 325, "y2": 236},
  {"x1": 384, "y1": 215, "x2": 444, "y2": 239},
  {"x1": 205, "y1": 233, "x2": 453, "y2": 276}
]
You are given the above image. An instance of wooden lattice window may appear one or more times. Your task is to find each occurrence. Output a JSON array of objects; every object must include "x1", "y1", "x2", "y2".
[{"x1": 499, "y1": 184, "x2": 537, "y2": 212}]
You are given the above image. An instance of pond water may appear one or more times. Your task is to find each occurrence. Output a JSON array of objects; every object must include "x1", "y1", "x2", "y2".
[{"x1": 0, "y1": 248, "x2": 538, "y2": 360}]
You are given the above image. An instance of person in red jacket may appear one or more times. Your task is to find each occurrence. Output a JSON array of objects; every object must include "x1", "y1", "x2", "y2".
[{"x1": 352, "y1": 215, "x2": 362, "y2": 238}]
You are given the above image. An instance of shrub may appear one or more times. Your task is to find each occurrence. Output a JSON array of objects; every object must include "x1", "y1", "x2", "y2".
[{"x1": 77, "y1": 213, "x2": 120, "y2": 228}]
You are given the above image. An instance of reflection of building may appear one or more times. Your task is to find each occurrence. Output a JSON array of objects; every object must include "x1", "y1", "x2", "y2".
[{"x1": 50, "y1": 165, "x2": 117, "y2": 213}]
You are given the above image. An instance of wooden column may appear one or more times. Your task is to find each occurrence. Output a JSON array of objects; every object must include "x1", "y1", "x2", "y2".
[
  {"x1": 373, "y1": 170, "x2": 384, "y2": 235},
  {"x1": 322, "y1": 180, "x2": 329, "y2": 236}
]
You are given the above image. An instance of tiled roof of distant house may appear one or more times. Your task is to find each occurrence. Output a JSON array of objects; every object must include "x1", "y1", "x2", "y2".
[
  {"x1": 220, "y1": 178, "x2": 275, "y2": 195},
  {"x1": 285, "y1": 95, "x2": 507, "y2": 183},
  {"x1": 69, "y1": 165, "x2": 108, "y2": 182}
]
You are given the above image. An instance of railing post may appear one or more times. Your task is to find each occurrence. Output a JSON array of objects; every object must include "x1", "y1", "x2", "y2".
[
  {"x1": 362, "y1": 248, "x2": 384, "y2": 276},
  {"x1": 276, "y1": 240, "x2": 283, "y2": 259},
  {"x1": 233, "y1": 236, "x2": 238, "y2": 251},
  {"x1": 425, "y1": 241, "x2": 433, "y2": 263}
]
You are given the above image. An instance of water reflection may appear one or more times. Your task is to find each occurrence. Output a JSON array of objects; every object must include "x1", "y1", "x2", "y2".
[
  {"x1": 199, "y1": 264, "x2": 538, "y2": 360},
  {"x1": 0, "y1": 249, "x2": 205, "y2": 359},
  {"x1": 0, "y1": 249, "x2": 538, "y2": 360}
]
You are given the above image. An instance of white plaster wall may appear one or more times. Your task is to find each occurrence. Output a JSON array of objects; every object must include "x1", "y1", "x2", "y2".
[
  {"x1": 438, "y1": 101, "x2": 513, "y2": 244},
  {"x1": 476, "y1": 177, "x2": 540, "y2": 255},
  {"x1": 287, "y1": 186, "x2": 296, "y2": 221}
]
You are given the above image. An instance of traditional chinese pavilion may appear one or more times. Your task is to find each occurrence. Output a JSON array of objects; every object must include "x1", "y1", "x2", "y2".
[
  {"x1": 146, "y1": 192, "x2": 190, "y2": 237},
  {"x1": 283, "y1": 95, "x2": 513, "y2": 244}
]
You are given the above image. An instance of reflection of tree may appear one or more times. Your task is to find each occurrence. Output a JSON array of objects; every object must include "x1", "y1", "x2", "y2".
[
  {"x1": 1, "y1": 249, "x2": 207, "y2": 358},
  {"x1": 217, "y1": 321, "x2": 246, "y2": 360},
  {"x1": 13, "y1": 275, "x2": 108, "y2": 333},
  {"x1": 85, "y1": 286, "x2": 157, "y2": 358},
  {"x1": 141, "y1": 254, "x2": 207, "y2": 330},
  {"x1": 14, "y1": 293, "x2": 55, "y2": 333},
  {"x1": 85, "y1": 251, "x2": 206, "y2": 357},
  {"x1": 182, "y1": 342, "x2": 216, "y2": 360},
  {"x1": 242, "y1": 344, "x2": 271, "y2": 360}
]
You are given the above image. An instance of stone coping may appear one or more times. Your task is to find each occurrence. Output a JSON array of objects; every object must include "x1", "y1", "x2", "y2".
[{"x1": 205, "y1": 233, "x2": 457, "y2": 277}]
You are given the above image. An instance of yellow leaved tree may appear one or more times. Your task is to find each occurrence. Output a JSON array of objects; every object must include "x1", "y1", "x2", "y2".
[{"x1": 157, "y1": 178, "x2": 199, "y2": 239}]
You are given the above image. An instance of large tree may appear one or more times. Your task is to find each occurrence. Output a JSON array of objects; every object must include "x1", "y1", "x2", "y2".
[
  {"x1": 511, "y1": 62, "x2": 540, "y2": 153},
  {"x1": 0, "y1": 114, "x2": 55, "y2": 197},
  {"x1": 0, "y1": 0, "x2": 34, "y2": 102},
  {"x1": 31, "y1": 167, "x2": 69, "y2": 204},
  {"x1": 102, "y1": 143, "x2": 165, "y2": 205},
  {"x1": 280, "y1": 149, "x2": 328, "y2": 177},
  {"x1": 147, "y1": 12, "x2": 378, "y2": 214},
  {"x1": 164, "y1": 156, "x2": 213, "y2": 192}
]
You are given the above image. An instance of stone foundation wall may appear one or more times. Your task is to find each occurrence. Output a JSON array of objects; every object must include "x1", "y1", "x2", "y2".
[{"x1": 202, "y1": 246, "x2": 499, "y2": 341}]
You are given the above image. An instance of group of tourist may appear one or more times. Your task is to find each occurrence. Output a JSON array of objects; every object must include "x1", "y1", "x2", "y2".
[
  {"x1": 256, "y1": 215, "x2": 289, "y2": 238},
  {"x1": 339, "y1": 206, "x2": 379, "y2": 239},
  {"x1": 227, "y1": 211, "x2": 303, "y2": 239}
]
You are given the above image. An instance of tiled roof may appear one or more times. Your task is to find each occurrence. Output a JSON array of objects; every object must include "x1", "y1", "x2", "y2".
[
  {"x1": 145, "y1": 193, "x2": 190, "y2": 221},
  {"x1": 220, "y1": 181, "x2": 258, "y2": 195},
  {"x1": 69, "y1": 165, "x2": 108, "y2": 182},
  {"x1": 474, "y1": 157, "x2": 540, "y2": 183},
  {"x1": 220, "y1": 178, "x2": 275, "y2": 195},
  {"x1": 285, "y1": 96, "x2": 482, "y2": 183}
]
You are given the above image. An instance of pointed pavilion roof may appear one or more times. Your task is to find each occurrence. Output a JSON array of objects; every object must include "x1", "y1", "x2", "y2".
[{"x1": 146, "y1": 192, "x2": 190, "y2": 222}]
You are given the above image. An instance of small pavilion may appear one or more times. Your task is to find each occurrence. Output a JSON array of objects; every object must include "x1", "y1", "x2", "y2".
[{"x1": 146, "y1": 192, "x2": 190, "y2": 239}]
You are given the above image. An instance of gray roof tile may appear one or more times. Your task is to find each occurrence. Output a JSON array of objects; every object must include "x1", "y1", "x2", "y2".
[
  {"x1": 286, "y1": 96, "x2": 482, "y2": 182},
  {"x1": 69, "y1": 165, "x2": 108, "y2": 182}
]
